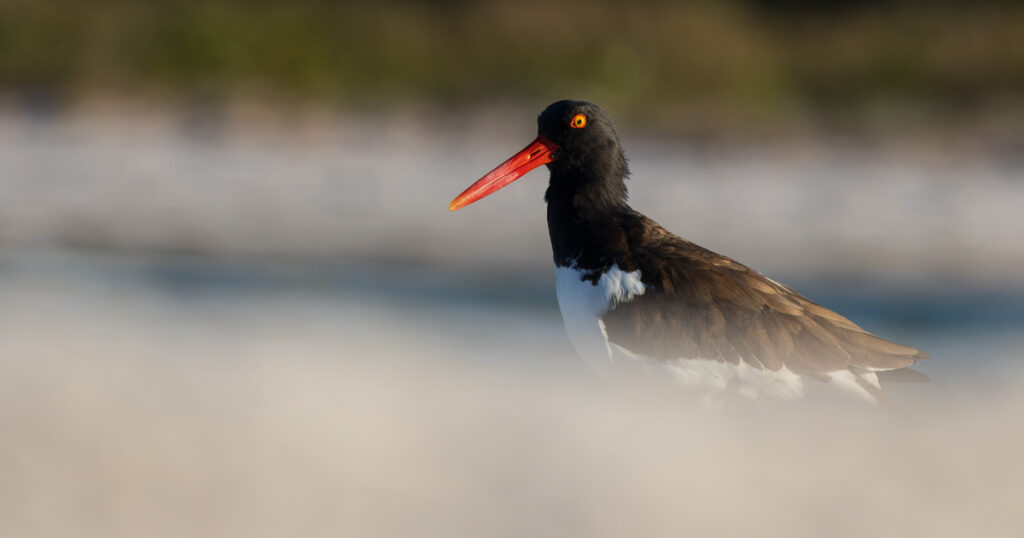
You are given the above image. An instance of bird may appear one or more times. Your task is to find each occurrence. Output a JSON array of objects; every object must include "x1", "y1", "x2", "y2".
[{"x1": 449, "y1": 100, "x2": 928, "y2": 404}]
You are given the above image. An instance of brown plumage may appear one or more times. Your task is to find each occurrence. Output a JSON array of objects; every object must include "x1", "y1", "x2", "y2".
[{"x1": 601, "y1": 213, "x2": 929, "y2": 375}]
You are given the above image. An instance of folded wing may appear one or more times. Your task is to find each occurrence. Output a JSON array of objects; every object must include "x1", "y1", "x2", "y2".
[{"x1": 601, "y1": 216, "x2": 929, "y2": 376}]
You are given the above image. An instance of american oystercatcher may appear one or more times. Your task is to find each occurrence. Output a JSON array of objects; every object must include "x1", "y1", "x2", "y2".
[{"x1": 449, "y1": 100, "x2": 928, "y2": 403}]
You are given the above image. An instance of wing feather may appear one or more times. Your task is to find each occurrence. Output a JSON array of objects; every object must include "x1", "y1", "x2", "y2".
[{"x1": 602, "y1": 215, "x2": 929, "y2": 375}]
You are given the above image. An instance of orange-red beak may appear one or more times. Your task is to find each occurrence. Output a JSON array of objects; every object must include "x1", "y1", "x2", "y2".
[{"x1": 449, "y1": 135, "x2": 559, "y2": 211}]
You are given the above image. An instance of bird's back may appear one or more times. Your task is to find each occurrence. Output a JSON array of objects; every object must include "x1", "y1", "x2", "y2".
[{"x1": 570, "y1": 211, "x2": 928, "y2": 401}]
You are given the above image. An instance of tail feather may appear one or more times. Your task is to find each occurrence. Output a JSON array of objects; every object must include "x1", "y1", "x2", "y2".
[{"x1": 877, "y1": 368, "x2": 930, "y2": 383}]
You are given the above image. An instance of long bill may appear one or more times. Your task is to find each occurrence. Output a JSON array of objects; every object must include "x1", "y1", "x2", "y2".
[{"x1": 448, "y1": 135, "x2": 559, "y2": 211}]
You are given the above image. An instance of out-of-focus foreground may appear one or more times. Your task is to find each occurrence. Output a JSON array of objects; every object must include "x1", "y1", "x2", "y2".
[{"x1": 1, "y1": 249, "x2": 1022, "y2": 538}]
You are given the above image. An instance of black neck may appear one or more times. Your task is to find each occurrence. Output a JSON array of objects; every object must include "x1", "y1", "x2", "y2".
[{"x1": 544, "y1": 167, "x2": 633, "y2": 268}]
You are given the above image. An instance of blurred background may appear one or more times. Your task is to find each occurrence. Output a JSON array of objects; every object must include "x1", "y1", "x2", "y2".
[{"x1": 1, "y1": 1, "x2": 1023, "y2": 536}]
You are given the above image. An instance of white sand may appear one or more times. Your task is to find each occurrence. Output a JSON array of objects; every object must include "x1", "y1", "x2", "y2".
[{"x1": 0, "y1": 257, "x2": 1021, "y2": 538}]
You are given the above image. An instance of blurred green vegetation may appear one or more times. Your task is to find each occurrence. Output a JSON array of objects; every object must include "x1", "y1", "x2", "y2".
[{"x1": 1, "y1": 0, "x2": 1023, "y2": 128}]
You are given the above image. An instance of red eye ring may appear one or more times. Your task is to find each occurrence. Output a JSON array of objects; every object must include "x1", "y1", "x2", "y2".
[{"x1": 570, "y1": 114, "x2": 587, "y2": 129}]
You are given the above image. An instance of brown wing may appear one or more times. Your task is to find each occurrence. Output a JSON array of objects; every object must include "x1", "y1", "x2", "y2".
[{"x1": 602, "y1": 218, "x2": 928, "y2": 374}]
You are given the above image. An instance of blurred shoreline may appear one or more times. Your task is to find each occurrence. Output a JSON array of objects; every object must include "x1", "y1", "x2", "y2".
[
  {"x1": 2, "y1": 102, "x2": 1023, "y2": 287},
  {"x1": 5, "y1": 92, "x2": 1024, "y2": 155}
]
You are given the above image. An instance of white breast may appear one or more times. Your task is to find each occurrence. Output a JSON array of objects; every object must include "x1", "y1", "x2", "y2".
[{"x1": 553, "y1": 262, "x2": 646, "y2": 365}]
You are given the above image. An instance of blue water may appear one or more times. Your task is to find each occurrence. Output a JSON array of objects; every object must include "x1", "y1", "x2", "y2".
[{"x1": 2, "y1": 249, "x2": 1021, "y2": 385}]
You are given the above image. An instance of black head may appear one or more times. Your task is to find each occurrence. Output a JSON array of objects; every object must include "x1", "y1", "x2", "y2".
[
  {"x1": 448, "y1": 99, "x2": 629, "y2": 212},
  {"x1": 538, "y1": 100, "x2": 630, "y2": 209}
]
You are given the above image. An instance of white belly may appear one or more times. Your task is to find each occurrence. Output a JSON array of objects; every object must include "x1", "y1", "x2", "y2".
[
  {"x1": 553, "y1": 262, "x2": 646, "y2": 365},
  {"x1": 553, "y1": 262, "x2": 878, "y2": 404}
]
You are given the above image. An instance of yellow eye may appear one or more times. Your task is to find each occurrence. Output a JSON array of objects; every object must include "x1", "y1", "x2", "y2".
[{"x1": 570, "y1": 114, "x2": 587, "y2": 129}]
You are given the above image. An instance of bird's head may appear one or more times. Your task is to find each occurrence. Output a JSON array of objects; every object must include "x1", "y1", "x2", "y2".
[{"x1": 449, "y1": 100, "x2": 628, "y2": 212}]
